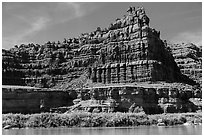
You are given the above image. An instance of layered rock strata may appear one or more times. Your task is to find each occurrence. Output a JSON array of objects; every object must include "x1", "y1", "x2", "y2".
[
  {"x1": 2, "y1": 6, "x2": 201, "y2": 114},
  {"x1": 2, "y1": 6, "x2": 194, "y2": 88},
  {"x1": 88, "y1": 7, "x2": 182, "y2": 84},
  {"x1": 2, "y1": 85, "x2": 77, "y2": 113},
  {"x1": 64, "y1": 83, "x2": 199, "y2": 114},
  {"x1": 167, "y1": 43, "x2": 202, "y2": 85}
]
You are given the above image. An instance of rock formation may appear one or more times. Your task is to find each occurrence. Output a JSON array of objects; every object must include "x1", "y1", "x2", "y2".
[
  {"x1": 2, "y1": 85, "x2": 77, "y2": 113},
  {"x1": 167, "y1": 42, "x2": 202, "y2": 85},
  {"x1": 3, "y1": 6, "x2": 193, "y2": 88},
  {"x1": 64, "y1": 83, "x2": 199, "y2": 114},
  {"x1": 2, "y1": 6, "x2": 201, "y2": 114}
]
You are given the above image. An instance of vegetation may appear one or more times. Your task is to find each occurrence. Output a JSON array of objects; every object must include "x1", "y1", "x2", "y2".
[{"x1": 2, "y1": 112, "x2": 202, "y2": 129}]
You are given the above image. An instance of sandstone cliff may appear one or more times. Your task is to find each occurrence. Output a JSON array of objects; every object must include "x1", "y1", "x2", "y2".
[
  {"x1": 167, "y1": 42, "x2": 202, "y2": 85},
  {"x1": 2, "y1": 6, "x2": 201, "y2": 114},
  {"x1": 2, "y1": 6, "x2": 198, "y2": 89}
]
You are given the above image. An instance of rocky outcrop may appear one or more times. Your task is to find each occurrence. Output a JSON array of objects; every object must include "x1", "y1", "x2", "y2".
[
  {"x1": 2, "y1": 6, "x2": 195, "y2": 89},
  {"x1": 167, "y1": 42, "x2": 202, "y2": 85},
  {"x1": 2, "y1": 85, "x2": 77, "y2": 113},
  {"x1": 57, "y1": 83, "x2": 200, "y2": 114},
  {"x1": 87, "y1": 7, "x2": 183, "y2": 84},
  {"x1": 2, "y1": 6, "x2": 201, "y2": 114}
]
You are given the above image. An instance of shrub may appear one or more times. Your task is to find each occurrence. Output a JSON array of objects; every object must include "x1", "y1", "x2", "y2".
[{"x1": 2, "y1": 112, "x2": 201, "y2": 128}]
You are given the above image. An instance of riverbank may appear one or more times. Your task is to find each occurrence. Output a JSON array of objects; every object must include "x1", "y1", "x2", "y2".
[{"x1": 2, "y1": 112, "x2": 202, "y2": 129}]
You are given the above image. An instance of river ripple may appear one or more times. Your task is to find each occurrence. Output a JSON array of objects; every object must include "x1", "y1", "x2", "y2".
[{"x1": 2, "y1": 125, "x2": 202, "y2": 135}]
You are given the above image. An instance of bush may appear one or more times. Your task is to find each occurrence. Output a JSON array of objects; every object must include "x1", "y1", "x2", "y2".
[{"x1": 2, "y1": 112, "x2": 201, "y2": 128}]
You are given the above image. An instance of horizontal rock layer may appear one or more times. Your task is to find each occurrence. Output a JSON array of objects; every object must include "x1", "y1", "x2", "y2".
[
  {"x1": 65, "y1": 85, "x2": 200, "y2": 114},
  {"x1": 2, "y1": 86, "x2": 77, "y2": 113},
  {"x1": 2, "y1": 6, "x2": 201, "y2": 114},
  {"x1": 2, "y1": 6, "x2": 193, "y2": 89},
  {"x1": 167, "y1": 43, "x2": 202, "y2": 85}
]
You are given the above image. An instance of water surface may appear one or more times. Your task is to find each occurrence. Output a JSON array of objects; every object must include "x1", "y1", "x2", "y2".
[{"x1": 2, "y1": 125, "x2": 202, "y2": 135}]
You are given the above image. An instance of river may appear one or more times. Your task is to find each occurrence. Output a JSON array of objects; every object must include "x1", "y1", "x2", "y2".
[{"x1": 2, "y1": 125, "x2": 202, "y2": 135}]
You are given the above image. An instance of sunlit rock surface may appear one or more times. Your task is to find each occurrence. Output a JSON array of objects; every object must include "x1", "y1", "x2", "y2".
[{"x1": 2, "y1": 6, "x2": 201, "y2": 114}]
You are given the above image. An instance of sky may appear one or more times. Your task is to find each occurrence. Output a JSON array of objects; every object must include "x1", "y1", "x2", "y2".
[{"x1": 2, "y1": 2, "x2": 202, "y2": 49}]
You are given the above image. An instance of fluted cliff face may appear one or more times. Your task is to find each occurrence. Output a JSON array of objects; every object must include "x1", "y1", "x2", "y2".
[
  {"x1": 167, "y1": 43, "x2": 202, "y2": 85},
  {"x1": 2, "y1": 42, "x2": 93, "y2": 88},
  {"x1": 2, "y1": 6, "x2": 195, "y2": 89},
  {"x1": 2, "y1": 6, "x2": 201, "y2": 114}
]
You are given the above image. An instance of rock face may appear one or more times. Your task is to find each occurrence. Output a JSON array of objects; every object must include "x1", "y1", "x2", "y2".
[
  {"x1": 2, "y1": 6, "x2": 194, "y2": 89},
  {"x1": 2, "y1": 6, "x2": 201, "y2": 114},
  {"x1": 2, "y1": 49, "x2": 25, "y2": 85},
  {"x1": 58, "y1": 83, "x2": 199, "y2": 114},
  {"x1": 167, "y1": 42, "x2": 202, "y2": 85},
  {"x1": 2, "y1": 85, "x2": 77, "y2": 113},
  {"x1": 87, "y1": 7, "x2": 183, "y2": 84}
]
